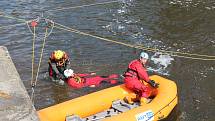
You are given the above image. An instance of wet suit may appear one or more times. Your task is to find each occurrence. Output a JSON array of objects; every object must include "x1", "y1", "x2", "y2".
[
  {"x1": 48, "y1": 54, "x2": 70, "y2": 81},
  {"x1": 66, "y1": 74, "x2": 119, "y2": 88},
  {"x1": 124, "y1": 59, "x2": 157, "y2": 98}
]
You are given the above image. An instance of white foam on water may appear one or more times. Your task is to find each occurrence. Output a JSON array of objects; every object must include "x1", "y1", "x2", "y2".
[{"x1": 148, "y1": 52, "x2": 174, "y2": 75}]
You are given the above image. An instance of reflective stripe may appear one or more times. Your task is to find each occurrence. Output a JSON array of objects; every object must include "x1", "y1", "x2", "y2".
[{"x1": 74, "y1": 76, "x2": 83, "y2": 83}]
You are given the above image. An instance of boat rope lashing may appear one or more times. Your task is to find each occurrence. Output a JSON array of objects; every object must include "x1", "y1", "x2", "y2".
[{"x1": 53, "y1": 22, "x2": 215, "y2": 61}]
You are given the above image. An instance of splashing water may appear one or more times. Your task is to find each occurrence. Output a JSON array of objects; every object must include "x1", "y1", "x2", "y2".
[{"x1": 148, "y1": 52, "x2": 174, "y2": 75}]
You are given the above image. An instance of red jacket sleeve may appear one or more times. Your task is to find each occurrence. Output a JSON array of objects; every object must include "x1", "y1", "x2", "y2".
[{"x1": 135, "y1": 64, "x2": 150, "y2": 82}]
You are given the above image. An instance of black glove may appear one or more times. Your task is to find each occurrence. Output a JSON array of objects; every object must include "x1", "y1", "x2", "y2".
[{"x1": 148, "y1": 80, "x2": 159, "y2": 88}]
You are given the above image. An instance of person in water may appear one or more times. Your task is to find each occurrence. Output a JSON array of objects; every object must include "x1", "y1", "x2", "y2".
[
  {"x1": 123, "y1": 51, "x2": 159, "y2": 104},
  {"x1": 48, "y1": 50, "x2": 70, "y2": 85},
  {"x1": 64, "y1": 69, "x2": 118, "y2": 88}
]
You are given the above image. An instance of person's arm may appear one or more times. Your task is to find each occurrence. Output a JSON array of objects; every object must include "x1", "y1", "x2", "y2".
[
  {"x1": 50, "y1": 62, "x2": 65, "y2": 79},
  {"x1": 65, "y1": 59, "x2": 70, "y2": 69},
  {"x1": 136, "y1": 65, "x2": 150, "y2": 82},
  {"x1": 50, "y1": 62, "x2": 60, "y2": 74}
]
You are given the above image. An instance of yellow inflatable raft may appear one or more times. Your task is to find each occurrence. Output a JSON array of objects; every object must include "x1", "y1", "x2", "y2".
[{"x1": 38, "y1": 75, "x2": 178, "y2": 121}]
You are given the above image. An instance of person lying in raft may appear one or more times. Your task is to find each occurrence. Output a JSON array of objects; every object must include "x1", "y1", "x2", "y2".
[
  {"x1": 123, "y1": 52, "x2": 159, "y2": 105},
  {"x1": 48, "y1": 50, "x2": 70, "y2": 85},
  {"x1": 63, "y1": 69, "x2": 119, "y2": 88}
]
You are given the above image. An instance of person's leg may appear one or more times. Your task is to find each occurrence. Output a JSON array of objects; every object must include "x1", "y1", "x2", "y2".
[
  {"x1": 48, "y1": 66, "x2": 53, "y2": 77},
  {"x1": 148, "y1": 86, "x2": 158, "y2": 98},
  {"x1": 139, "y1": 84, "x2": 159, "y2": 104},
  {"x1": 84, "y1": 74, "x2": 118, "y2": 87},
  {"x1": 104, "y1": 74, "x2": 119, "y2": 84},
  {"x1": 49, "y1": 66, "x2": 65, "y2": 85},
  {"x1": 124, "y1": 77, "x2": 142, "y2": 104},
  {"x1": 84, "y1": 76, "x2": 104, "y2": 87},
  {"x1": 108, "y1": 74, "x2": 119, "y2": 79},
  {"x1": 140, "y1": 86, "x2": 152, "y2": 98},
  {"x1": 141, "y1": 84, "x2": 158, "y2": 97},
  {"x1": 49, "y1": 66, "x2": 57, "y2": 81}
]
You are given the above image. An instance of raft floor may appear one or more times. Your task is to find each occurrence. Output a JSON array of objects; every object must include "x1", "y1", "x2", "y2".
[{"x1": 66, "y1": 100, "x2": 140, "y2": 121}]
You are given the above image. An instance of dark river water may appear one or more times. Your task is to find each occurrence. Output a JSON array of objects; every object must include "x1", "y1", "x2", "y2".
[{"x1": 0, "y1": 0, "x2": 215, "y2": 121}]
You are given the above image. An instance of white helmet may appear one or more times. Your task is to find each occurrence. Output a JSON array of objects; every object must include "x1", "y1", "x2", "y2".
[
  {"x1": 140, "y1": 52, "x2": 149, "y2": 60},
  {"x1": 64, "y1": 69, "x2": 74, "y2": 78}
]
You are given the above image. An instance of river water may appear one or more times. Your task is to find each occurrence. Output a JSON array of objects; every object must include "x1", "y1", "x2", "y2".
[{"x1": 0, "y1": 0, "x2": 214, "y2": 121}]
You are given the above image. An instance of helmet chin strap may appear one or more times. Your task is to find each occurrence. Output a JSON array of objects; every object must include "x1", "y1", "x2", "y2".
[{"x1": 57, "y1": 59, "x2": 65, "y2": 66}]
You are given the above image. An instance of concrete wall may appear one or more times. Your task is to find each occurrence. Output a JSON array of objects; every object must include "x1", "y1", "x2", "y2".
[{"x1": 0, "y1": 46, "x2": 39, "y2": 121}]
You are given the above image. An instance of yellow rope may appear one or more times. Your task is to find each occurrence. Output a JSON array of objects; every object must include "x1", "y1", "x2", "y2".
[
  {"x1": 136, "y1": 44, "x2": 215, "y2": 58},
  {"x1": 31, "y1": 26, "x2": 36, "y2": 86},
  {"x1": 132, "y1": 45, "x2": 215, "y2": 60},
  {"x1": 47, "y1": 0, "x2": 119, "y2": 12},
  {"x1": 34, "y1": 27, "x2": 49, "y2": 86},
  {"x1": 0, "y1": 14, "x2": 26, "y2": 22},
  {"x1": 54, "y1": 23, "x2": 215, "y2": 61},
  {"x1": 29, "y1": 21, "x2": 54, "y2": 102},
  {"x1": 0, "y1": 23, "x2": 26, "y2": 29}
]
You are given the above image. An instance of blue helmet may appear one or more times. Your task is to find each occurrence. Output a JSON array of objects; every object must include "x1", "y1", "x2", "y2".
[{"x1": 140, "y1": 52, "x2": 149, "y2": 60}]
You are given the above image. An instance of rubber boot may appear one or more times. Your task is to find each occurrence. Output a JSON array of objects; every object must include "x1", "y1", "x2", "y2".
[
  {"x1": 124, "y1": 93, "x2": 137, "y2": 104},
  {"x1": 124, "y1": 96, "x2": 134, "y2": 104},
  {"x1": 140, "y1": 97, "x2": 152, "y2": 105}
]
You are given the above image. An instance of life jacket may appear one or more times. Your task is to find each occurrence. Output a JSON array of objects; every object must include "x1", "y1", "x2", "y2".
[
  {"x1": 67, "y1": 76, "x2": 84, "y2": 88},
  {"x1": 124, "y1": 59, "x2": 141, "y2": 78}
]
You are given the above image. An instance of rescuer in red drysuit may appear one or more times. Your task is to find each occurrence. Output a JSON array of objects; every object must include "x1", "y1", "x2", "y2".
[
  {"x1": 123, "y1": 52, "x2": 159, "y2": 104},
  {"x1": 64, "y1": 69, "x2": 118, "y2": 88}
]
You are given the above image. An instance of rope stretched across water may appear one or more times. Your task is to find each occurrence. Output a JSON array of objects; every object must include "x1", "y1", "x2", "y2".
[
  {"x1": 0, "y1": 14, "x2": 26, "y2": 22},
  {"x1": 54, "y1": 22, "x2": 215, "y2": 61},
  {"x1": 0, "y1": 23, "x2": 26, "y2": 29},
  {"x1": 47, "y1": 0, "x2": 120, "y2": 12}
]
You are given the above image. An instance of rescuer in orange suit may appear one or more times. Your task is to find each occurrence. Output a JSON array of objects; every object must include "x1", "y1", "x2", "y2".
[{"x1": 123, "y1": 52, "x2": 159, "y2": 104}]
